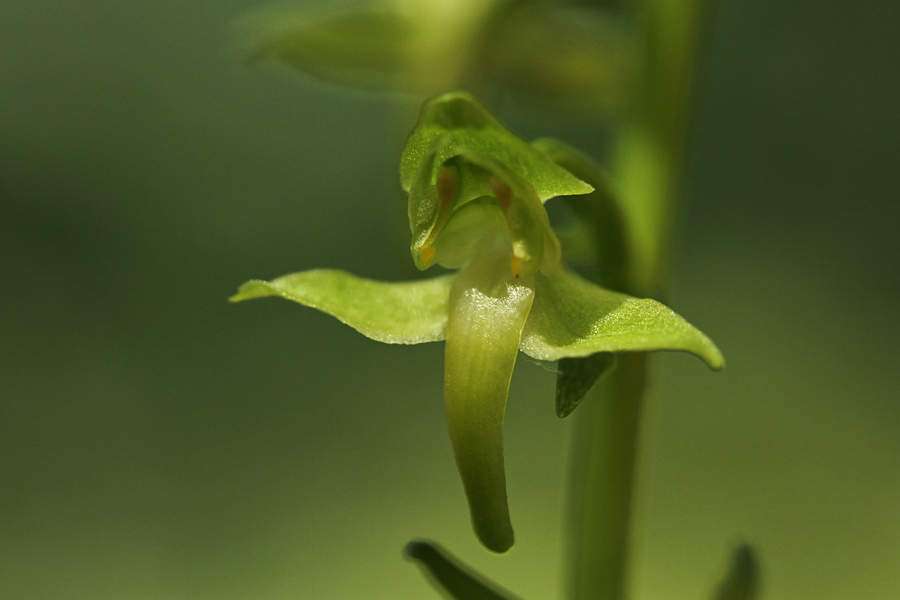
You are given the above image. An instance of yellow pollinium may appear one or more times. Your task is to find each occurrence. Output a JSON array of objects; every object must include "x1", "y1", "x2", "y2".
[{"x1": 419, "y1": 244, "x2": 437, "y2": 268}]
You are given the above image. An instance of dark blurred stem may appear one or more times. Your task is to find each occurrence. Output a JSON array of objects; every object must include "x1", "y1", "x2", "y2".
[
  {"x1": 617, "y1": 0, "x2": 709, "y2": 296},
  {"x1": 567, "y1": 1, "x2": 707, "y2": 599},
  {"x1": 566, "y1": 353, "x2": 648, "y2": 600}
]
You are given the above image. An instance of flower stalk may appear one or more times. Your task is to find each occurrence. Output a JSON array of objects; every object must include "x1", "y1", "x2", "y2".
[
  {"x1": 568, "y1": 1, "x2": 711, "y2": 599},
  {"x1": 567, "y1": 354, "x2": 648, "y2": 600}
]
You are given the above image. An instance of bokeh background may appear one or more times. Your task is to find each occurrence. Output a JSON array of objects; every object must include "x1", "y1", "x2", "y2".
[{"x1": 2, "y1": 1, "x2": 898, "y2": 599}]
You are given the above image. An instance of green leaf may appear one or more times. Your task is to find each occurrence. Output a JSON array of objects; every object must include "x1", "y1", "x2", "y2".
[
  {"x1": 405, "y1": 540, "x2": 525, "y2": 600},
  {"x1": 400, "y1": 92, "x2": 593, "y2": 201},
  {"x1": 230, "y1": 269, "x2": 455, "y2": 344},
  {"x1": 245, "y1": 8, "x2": 420, "y2": 92},
  {"x1": 713, "y1": 544, "x2": 760, "y2": 600},
  {"x1": 444, "y1": 235, "x2": 534, "y2": 553},
  {"x1": 555, "y1": 353, "x2": 617, "y2": 418},
  {"x1": 520, "y1": 267, "x2": 724, "y2": 369}
]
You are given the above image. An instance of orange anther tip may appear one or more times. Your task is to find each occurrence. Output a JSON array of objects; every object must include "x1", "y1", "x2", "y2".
[{"x1": 421, "y1": 245, "x2": 436, "y2": 268}]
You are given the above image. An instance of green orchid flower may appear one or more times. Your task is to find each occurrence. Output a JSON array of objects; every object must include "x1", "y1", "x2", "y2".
[{"x1": 231, "y1": 92, "x2": 722, "y2": 553}]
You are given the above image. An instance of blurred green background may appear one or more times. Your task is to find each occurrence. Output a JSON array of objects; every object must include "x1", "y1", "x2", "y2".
[{"x1": 2, "y1": 1, "x2": 898, "y2": 599}]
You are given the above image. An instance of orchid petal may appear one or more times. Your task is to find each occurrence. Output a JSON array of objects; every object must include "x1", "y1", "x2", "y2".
[
  {"x1": 230, "y1": 269, "x2": 455, "y2": 344},
  {"x1": 400, "y1": 92, "x2": 593, "y2": 201},
  {"x1": 444, "y1": 236, "x2": 535, "y2": 553},
  {"x1": 521, "y1": 268, "x2": 724, "y2": 369}
]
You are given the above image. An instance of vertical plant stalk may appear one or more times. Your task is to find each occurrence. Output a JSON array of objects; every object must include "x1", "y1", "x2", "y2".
[
  {"x1": 618, "y1": 0, "x2": 708, "y2": 296},
  {"x1": 567, "y1": 353, "x2": 647, "y2": 600},
  {"x1": 568, "y1": 1, "x2": 708, "y2": 599}
]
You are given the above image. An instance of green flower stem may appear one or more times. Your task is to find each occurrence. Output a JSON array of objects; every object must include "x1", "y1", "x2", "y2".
[
  {"x1": 571, "y1": 1, "x2": 708, "y2": 599},
  {"x1": 617, "y1": 0, "x2": 708, "y2": 296},
  {"x1": 567, "y1": 353, "x2": 647, "y2": 600}
]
